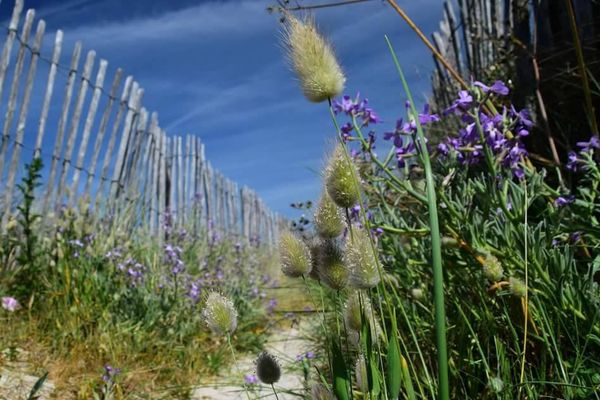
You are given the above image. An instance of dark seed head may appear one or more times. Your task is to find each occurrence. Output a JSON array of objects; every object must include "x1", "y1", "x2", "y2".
[{"x1": 256, "y1": 352, "x2": 281, "y2": 385}]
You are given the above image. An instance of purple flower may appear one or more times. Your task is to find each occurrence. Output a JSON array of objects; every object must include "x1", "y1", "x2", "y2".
[
  {"x1": 305, "y1": 351, "x2": 315, "y2": 359},
  {"x1": 576, "y1": 135, "x2": 600, "y2": 152},
  {"x1": 444, "y1": 90, "x2": 474, "y2": 115},
  {"x1": 384, "y1": 119, "x2": 410, "y2": 148},
  {"x1": 570, "y1": 231, "x2": 582, "y2": 243},
  {"x1": 267, "y1": 298, "x2": 277, "y2": 313},
  {"x1": 566, "y1": 151, "x2": 579, "y2": 171},
  {"x1": 334, "y1": 93, "x2": 380, "y2": 126},
  {"x1": 340, "y1": 122, "x2": 353, "y2": 141},
  {"x1": 418, "y1": 103, "x2": 440, "y2": 125},
  {"x1": 334, "y1": 95, "x2": 357, "y2": 114},
  {"x1": 102, "y1": 364, "x2": 121, "y2": 383},
  {"x1": 244, "y1": 374, "x2": 258, "y2": 385},
  {"x1": 1, "y1": 296, "x2": 20, "y2": 312},
  {"x1": 554, "y1": 195, "x2": 575, "y2": 207},
  {"x1": 474, "y1": 80, "x2": 509, "y2": 96}
]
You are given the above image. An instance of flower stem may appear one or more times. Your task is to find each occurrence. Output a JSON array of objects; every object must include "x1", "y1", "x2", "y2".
[
  {"x1": 227, "y1": 334, "x2": 252, "y2": 400},
  {"x1": 270, "y1": 383, "x2": 280, "y2": 400}
]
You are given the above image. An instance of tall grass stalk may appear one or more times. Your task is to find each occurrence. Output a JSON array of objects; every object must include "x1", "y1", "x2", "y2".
[
  {"x1": 518, "y1": 182, "x2": 529, "y2": 399},
  {"x1": 385, "y1": 35, "x2": 450, "y2": 400},
  {"x1": 326, "y1": 100, "x2": 391, "y2": 400},
  {"x1": 226, "y1": 334, "x2": 252, "y2": 400}
]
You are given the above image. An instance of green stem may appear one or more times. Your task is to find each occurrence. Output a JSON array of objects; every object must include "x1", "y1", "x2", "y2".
[
  {"x1": 227, "y1": 334, "x2": 252, "y2": 400},
  {"x1": 385, "y1": 35, "x2": 450, "y2": 400}
]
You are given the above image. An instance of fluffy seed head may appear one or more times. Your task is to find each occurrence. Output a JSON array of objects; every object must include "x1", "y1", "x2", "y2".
[
  {"x1": 310, "y1": 382, "x2": 335, "y2": 400},
  {"x1": 343, "y1": 292, "x2": 380, "y2": 341},
  {"x1": 317, "y1": 239, "x2": 349, "y2": 290},
  {"x1": 509, "y1": 277, "x2": 527, "y2": 298},
  {"x1": 202, "y1": 292, "x2": 238, "y2": 336},
  {"x1": 325, "y1": 145, "x2": 361, "y2": 209},
  {"x1": 355, "y1": 353, "x2": 369, "y2": 393},
  {"x1": 488, "y1": 376, "x2": 505, "y2": 393},
  {"x1": 279, "y1": 231, "x2": 312, "y2": 278},
  {"x1": 256, "y1": 352, "x2": 281, "y2": 384},
  {"x1": 482, "y1": 253, "x2": 503, "y2": 282},
  {"x1": 307, "y1": 238, "x2": 322, "y2": 281},
  {"x1": 282, "y1": 13, "x2": 345, "y2": 103},
  {"x1": 314, "y1": 191, "x2": 345, "y2": 239},
  {"x1": 345, "y1": 228, "x2": 380, "y2": 289}
]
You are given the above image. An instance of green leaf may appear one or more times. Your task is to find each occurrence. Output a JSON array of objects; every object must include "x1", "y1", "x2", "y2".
[
  {"x1": 331, "y1": 340, "x2": 350, "y2": 400},
  {"x1": 387, "y1": 333, "x2": 401, "y2": 399},
  {"x1": 27, "y1": 371, "x2": 48, "y2": 400}
]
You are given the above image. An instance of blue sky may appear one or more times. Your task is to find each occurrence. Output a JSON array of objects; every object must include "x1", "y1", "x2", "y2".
[{"x1": 0, "y1": 0, "x2": 444, "y2": 217}]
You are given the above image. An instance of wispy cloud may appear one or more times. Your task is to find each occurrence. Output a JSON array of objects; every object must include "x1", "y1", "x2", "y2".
[{"x1": 64, "y1": 0, "x2": 269, "y2": 48}]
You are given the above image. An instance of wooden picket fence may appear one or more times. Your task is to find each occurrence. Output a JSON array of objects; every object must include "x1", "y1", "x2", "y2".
[{"x1": 0, "y1": 0, "x2": 285, "y2": 245}]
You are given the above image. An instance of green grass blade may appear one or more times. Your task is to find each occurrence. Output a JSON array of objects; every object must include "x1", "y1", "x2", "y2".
[{"x1": 384, "y1": 34, "x2": 450, "y2": 400}]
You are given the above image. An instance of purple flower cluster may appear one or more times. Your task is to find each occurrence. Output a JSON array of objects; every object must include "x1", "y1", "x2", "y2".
[
  {"x1": 566, "y1": 135, "x2": 599, "y2": 172},
  {"x1": 383, "y1": 103, "x2": 439, "y2": 168},
  {"x1": 437, "y1": 81, "x2": 531, "y2": 179},
  {"x1": 102, "y1": 364, "x2": 121, "y2": 383},
  {"x1": 164, "y1": 244, "x2": 185, "y2": 276},
  {"x1": 334, "y1": 93, "x2": 380, "y2": 130},
  {"x1": 116, "y1": 257, "x2": 146, "y2": 286},
  {"x1": 295, "y1": 351, "x2": 316, "y2": 362}
]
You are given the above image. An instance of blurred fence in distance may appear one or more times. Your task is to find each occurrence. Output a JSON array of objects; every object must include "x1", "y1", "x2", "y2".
[{"x1": 0, "y1": 0, "x2": 285, "y2": 245}]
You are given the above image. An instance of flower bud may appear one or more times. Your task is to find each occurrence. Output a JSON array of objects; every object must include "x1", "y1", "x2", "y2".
[
  {"x1": 325, "y1": 145, "x2": 360, "y2": 209},
  {"x1": 314, "y1": 191, "x2": 345, "y2": 239},
  {"x1": 345, "y1": 228, "x2": 380, "y2": 289},
  {"x1": 282, "y1": 13, "x2": 345, "y2": 103},
  {"x1": 482, "y1": 253, "x2": 503, "y2": 282},
  {"x1": 317, "y1": 239, "x2": 348, "y2": 290},
  {"x1": 355, "y1": 353, "x2": 369, "y2": 393},
  {"x1": 343, "y1": 292, "x2": 380, "y2": 340},
  {"x1": 279, "y1": 231, "x2": 312, "y2": 278},
  {"x1": 509, "y1": 277, "x2": 527, "y2": 298},
  {"x1": 202, "y1": 292, "x2": 238, "y2": 336}
]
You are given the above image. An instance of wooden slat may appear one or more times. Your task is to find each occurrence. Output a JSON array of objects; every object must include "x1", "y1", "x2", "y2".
[
  {"x1": 0, "y1": 0, "x2": 24, "y2": 104},
  {"x1": 177, "y1": 135, "x2": 184, "y2": 226},
  {"x1": 124, "y1": 107, "x2": 148, "y2": 190},
  {"x1": 148, "y1": 124, "x2": 158, "y2": 233},
  {"x1": 204, "y1": 161, "x2": 212, "y2": 228},
  {"x1": 56, "y1": 50, "x2": 95, "y2": 205},
  {"x1": 43, "y1": 41, "x2": 82, "y2": 213},
  {"x1": 0, "y1": 9, "x2": 35, "y2": 182},
  {"x1": 190, "y1": 135, "x2": 198, "y2": 232},
  {"x1": 168, "y1": 136, "x2": 176, "y2": 226},
  {"x1": 84, "y1": 68, "x2": 123, "y2": 198},
  {"x1": 110, "y1": 82, "x2": 142, "y2": 199},
  {"x1": 157, "y1": 129, "x2": 167, "y2": 240},
  {"x1": 70, "y1": 58, "x2": 108, "y2": 205},
  {"x1": 184, "y1": 134, "x2": 191, "y2": 223},
  {"x1": 2, "y1": 18, "x2": 44, "y2": 221},
  {"x1": 34, "y1": 30, "x2": 63, "y2": 157},
  {"x1": 96, "y1": 75, "x2": 132, "y2": 204},
  {"x1": 141, "y1": 112, "x2": 157, "y2": 228}
]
